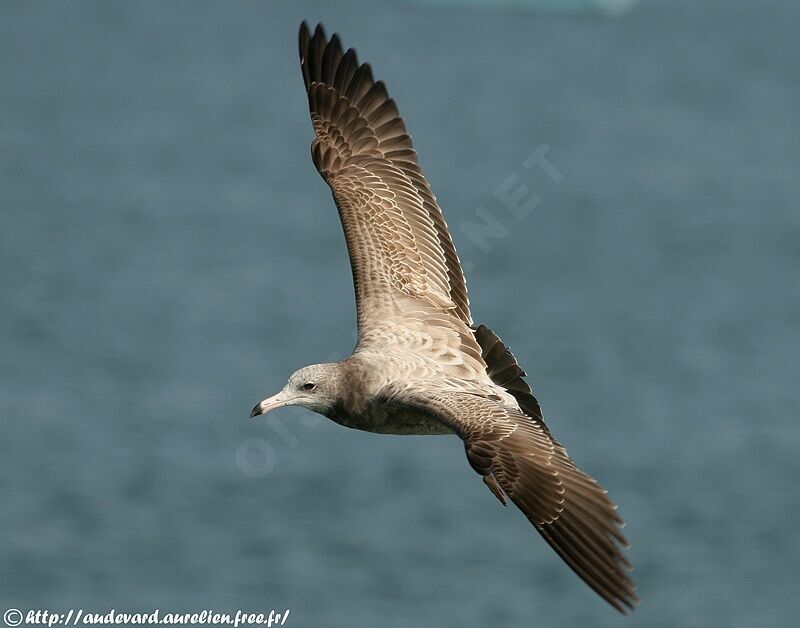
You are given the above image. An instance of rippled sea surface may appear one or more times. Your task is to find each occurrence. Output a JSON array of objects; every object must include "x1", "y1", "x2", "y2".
[{"x1": 2, "y1": 1, "x2": 799, "y2": 626}]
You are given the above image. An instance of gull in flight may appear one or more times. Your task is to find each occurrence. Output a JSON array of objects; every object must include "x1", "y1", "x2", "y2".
[{"x1": 251, "y1": 22, "x2": 637, "y2": 612}]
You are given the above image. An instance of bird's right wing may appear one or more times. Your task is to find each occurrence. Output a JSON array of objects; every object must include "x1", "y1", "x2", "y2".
[
  {"x1": 299, "y1": 23, "x2": 472, "y2": 336},
  {"x1": 380, "y1": 385, "x2": 638, "y2": 613}
]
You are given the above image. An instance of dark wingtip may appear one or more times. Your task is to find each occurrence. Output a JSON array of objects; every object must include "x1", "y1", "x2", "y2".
[
  {"x1": 299, "y1": 20, "x2": 311, "y2": 54},
  {"x1": 329, "y1": 33, "x2": 342, "y2": 55}
]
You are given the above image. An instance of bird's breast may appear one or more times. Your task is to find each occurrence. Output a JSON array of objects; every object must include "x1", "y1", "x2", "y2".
[{"x1": 326, "y1": 398, "x2": 453, "y2": 436}]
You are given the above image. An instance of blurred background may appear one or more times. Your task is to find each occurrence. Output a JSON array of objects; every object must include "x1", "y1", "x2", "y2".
[{"x1": 2, "y1": 1, "x2": 799, "y2": 626}]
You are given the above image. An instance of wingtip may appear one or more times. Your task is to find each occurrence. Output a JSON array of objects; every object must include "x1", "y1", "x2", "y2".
[
  {"x1": 298, "y1": 21, "x2": 311, "y2": 62},
  {"x1": 298, "y1": 21, "x2": 327, "y2": 54},
  {"x1": 298, "y1": 20, "x2": 312, "y2": 48},
  {"x1": 607, "y1": 589, "x2": 639, "y2": 614},
  {"x1": 299, "y1": 20, "x2": 325, "y2": 36},
  {"x1": 313, "y1": 22, "x2": 326, "y2": 42},
  {"x1": 614, "y1": 575, "x2": 640, "y2": 613},
  {"x1": 329, "y1": 32, "x2": 342, "y2": 54}
]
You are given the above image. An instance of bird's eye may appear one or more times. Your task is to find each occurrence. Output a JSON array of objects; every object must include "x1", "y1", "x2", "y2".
[{"x1": 302, "y1": 382, "x2": 316, "y2": 391}]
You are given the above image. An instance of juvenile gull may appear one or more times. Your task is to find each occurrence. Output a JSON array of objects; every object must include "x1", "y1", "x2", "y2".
[{"x1": 251, "y1": 22, "x2": 638, "y2": 612}]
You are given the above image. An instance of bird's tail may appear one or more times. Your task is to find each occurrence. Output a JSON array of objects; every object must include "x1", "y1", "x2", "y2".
[{"x1": 472, "y1": 324, "x2": 545, "y2": 424}]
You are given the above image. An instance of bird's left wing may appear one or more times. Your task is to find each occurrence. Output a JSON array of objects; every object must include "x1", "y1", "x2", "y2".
[{"x1": 379, "y1": 385, "x2": 638, "y2": 612}]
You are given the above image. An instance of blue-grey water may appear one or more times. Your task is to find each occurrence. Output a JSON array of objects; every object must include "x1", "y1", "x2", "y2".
[{"x1": 2, "y1": 1, "x2": 799, "y2": 627}]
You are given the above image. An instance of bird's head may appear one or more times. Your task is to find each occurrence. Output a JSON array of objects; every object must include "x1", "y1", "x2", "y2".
[{"x1": 250, "y1": 362, "x2": 342, "y2": 418}]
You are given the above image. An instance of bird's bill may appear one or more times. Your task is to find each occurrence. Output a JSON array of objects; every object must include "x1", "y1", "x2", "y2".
[{"x1": 250, "y1": 392, "x2": 286, "y2": 418}]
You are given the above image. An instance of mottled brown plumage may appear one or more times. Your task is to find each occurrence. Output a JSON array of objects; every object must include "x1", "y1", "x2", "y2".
[
  {"x1": 250, "y1": 22, "x2": 638, "y2": 613},
  {"x1": 299, "y1": 22, "x2": 471, "y2": 328}
]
